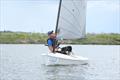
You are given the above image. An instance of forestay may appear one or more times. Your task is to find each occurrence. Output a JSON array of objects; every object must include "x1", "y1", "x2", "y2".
[{"x1": 56, "y1": 0, "x2": 87, "y2": 39}]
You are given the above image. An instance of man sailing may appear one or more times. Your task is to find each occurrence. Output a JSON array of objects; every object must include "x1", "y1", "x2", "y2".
[{"x1": 47, "y1": 30, "x2": 72, "y2": 55}]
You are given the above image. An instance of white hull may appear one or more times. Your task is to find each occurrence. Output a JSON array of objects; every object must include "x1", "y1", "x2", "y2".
[{"x1": 41, "y1": 53, "x2": 88, "y2": 65}]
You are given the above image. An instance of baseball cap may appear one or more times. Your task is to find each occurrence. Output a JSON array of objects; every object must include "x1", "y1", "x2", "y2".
[{"x1": 47, "y1": 30, "x2": 53, "y2": 35}]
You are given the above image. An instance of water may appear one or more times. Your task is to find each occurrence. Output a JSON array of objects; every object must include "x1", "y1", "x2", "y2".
[{"x1": 0, "y1": 44, "x2": 120, "y2": 80}]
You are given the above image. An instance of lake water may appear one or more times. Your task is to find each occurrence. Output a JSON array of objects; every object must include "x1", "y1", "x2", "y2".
[{"x1": 0, "y1": 44, "x2": 120, "y2": 80}]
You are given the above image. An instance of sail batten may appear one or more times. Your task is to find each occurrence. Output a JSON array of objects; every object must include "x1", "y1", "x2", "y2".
[{"x1": 56, "y1": 0, "x2": 87, "y2": 39}]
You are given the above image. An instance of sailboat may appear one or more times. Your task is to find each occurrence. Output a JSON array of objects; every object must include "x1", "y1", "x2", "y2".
[{"x1": 42, "y1": 0, "x2": 88, "y2": 65}]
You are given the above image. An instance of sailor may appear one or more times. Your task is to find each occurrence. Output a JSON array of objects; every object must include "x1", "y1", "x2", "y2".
[
  {"x1": 47, "y1": 30, "x2": 72, "y2": 55},
  {"x1": 47, "y1": 30, "x2": 58, "y2": 53}
]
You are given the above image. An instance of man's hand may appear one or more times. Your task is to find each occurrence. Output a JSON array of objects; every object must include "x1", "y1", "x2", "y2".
[
  {"x1": 58, "y1": 40, "x2": 64, "y2": 44},
  {"x1": 60, "y1": 41, "x2": 64, "y2": 44},
  {"x1": 55, "y1": 48, "x2": 58, "y2": 52}
]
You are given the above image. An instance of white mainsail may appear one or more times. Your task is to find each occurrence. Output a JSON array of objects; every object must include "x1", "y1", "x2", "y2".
[{"x1": 56, "y1": 0, "x2": 87, "y2": 39}]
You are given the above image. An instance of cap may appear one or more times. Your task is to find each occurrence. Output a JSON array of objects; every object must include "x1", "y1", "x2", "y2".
[{"x1": 47, "y1": 30, "x2": 53, "y2": 35}]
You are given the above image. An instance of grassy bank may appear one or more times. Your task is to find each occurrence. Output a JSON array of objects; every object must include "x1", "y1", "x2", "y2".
[
  {"x1": 71, "y1": 33, "x2": 120, "y2": 45},
  {"x1": 0, "y1": 31, "x2": 47, "y2": 44},
  {"x1": 0, "y1": 31, "x2": 120, "y2": 45}
]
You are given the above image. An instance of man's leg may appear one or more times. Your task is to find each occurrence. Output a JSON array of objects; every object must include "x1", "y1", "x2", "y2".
[
  {"x1": 56, "y1": 46, "x2": 72, "y2": 55},
  {"x1": 61, "y1": 47, "x2": 67, "y2": 54},
  {"x1": 67, "y1": 46, "x2": 72, "y2": 52}
]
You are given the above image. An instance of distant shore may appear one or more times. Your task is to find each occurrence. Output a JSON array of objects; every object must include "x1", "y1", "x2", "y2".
[{"x1": 0, "y1": 31, "x2": 120, "y2": 45}]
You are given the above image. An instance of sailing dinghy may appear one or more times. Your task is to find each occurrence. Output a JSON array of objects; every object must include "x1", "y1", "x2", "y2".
[
  {"x1": 42, "y1": 0, "x2": 88, "y2": 65},
  {"x1": 42, "y1": 53, "x2": 88, "y2": 65}
]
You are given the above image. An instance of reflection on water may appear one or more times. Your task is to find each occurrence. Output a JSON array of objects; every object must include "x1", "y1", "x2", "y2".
[{"x1": 41, "y1": 64, "x2": 89, "y2": 80}]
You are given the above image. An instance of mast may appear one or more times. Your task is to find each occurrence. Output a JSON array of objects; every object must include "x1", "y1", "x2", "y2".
[
  {"x1": 55, "y1": 0, "x2": 62, "y2": 34},
  {"x1": 53, "y1": 0, "x2": 62, "y2": 52}
]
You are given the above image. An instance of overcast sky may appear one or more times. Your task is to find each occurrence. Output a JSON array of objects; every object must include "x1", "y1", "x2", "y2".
[{"x1": 0, "y1": 0, "x2": 120, "y2": 33}]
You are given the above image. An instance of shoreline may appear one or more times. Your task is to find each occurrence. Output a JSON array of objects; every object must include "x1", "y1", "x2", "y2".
[{"x1": 0, "y1": 31, "x2": 120, "y2": 45}]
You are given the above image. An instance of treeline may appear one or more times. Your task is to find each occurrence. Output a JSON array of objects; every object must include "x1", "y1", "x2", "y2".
[
  {"x1": 0, "y1": 31, "x2": 48, "y2": 44},
  {"x1": 0, "y1": 31, "x2": 120, "y2": 45}
]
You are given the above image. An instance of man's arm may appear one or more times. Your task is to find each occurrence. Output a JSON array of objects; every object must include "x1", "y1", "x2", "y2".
[
  {"x1": 48, "y1": 39, "x2": 53, "y2": 52},
  {"x1": 48, "y1": 46, "x2": 53, "y2": 52},
  {"x1": 48, "y1": 46, "x2": 58, "y2": 52}
]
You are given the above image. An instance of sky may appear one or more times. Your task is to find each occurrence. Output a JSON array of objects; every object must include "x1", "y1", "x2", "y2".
[{"x1": 0, "y1": 0, "x2": 120, "y2": 33}]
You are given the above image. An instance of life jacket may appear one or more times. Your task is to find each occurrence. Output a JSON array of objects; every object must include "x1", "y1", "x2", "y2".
[
  {"x1": 47, "y1": 38, "x2": 56, "y2": 47},
  {"x1": 47, "y1": 38, "x2": 57, "y2": 52}
]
